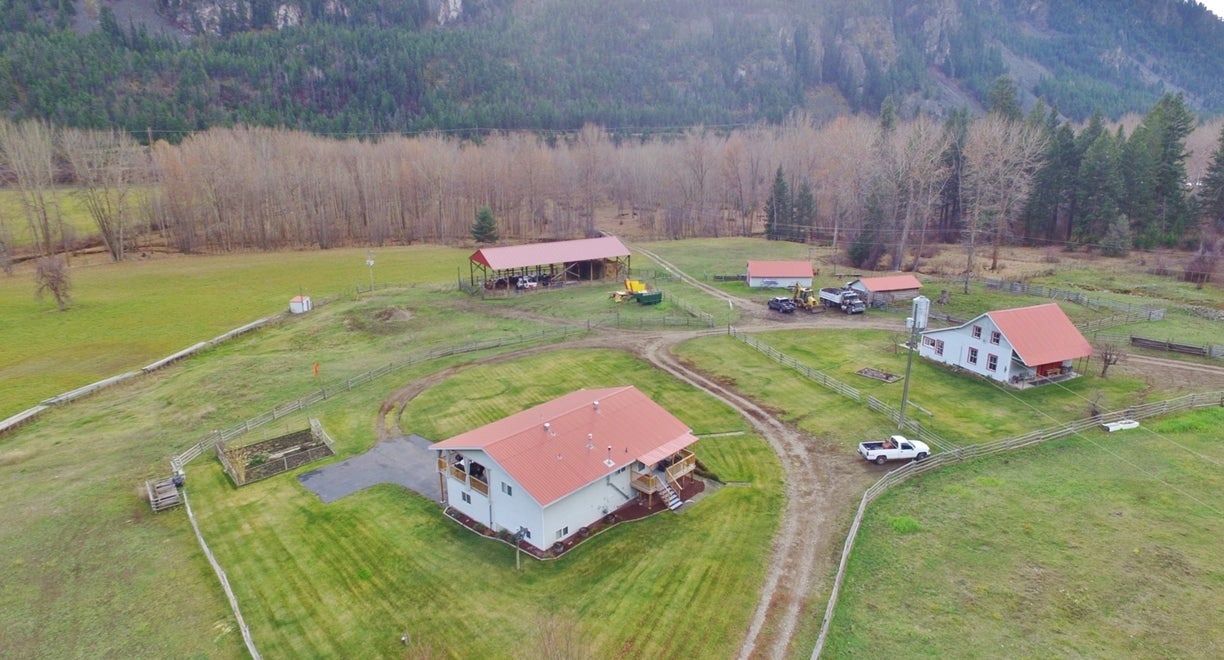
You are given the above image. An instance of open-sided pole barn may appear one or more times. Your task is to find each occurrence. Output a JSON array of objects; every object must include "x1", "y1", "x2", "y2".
[{"x1": 468, "y1": 236, "x2": 631, "y2": 289}]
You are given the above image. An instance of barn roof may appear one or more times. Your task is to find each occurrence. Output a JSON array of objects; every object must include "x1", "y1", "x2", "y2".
[
  {"x1": 988, "y1": 303, "x2": 1093, "y2": 366},
  {"x1": 430, "y1": 386, "x2": 697, "y2": 507},
  {"x1": 852, "y1": 274, "x2": 922, "y2": 292},
  {"x1": 469, "y1": 236, "x2": 630, "y2": 271},
  {"x1": 746, "y1": 260, "x2": 814, "y2": 278}
]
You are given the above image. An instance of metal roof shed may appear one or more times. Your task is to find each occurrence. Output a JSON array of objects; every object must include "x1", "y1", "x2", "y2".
[{"x1": 469, "y1": 236, "x2": 631, "y2": 288}]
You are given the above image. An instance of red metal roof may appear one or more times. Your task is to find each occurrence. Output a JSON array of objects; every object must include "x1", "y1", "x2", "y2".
[
  {"x1": 746, "y1": 260, "x2": 814, "y2": 279},
  {"x1": 853, "y1": 274, "x2": 922, "y2": 292},
  {"x1": 430, "y1": 386, "x2": 697, "y2": 507},
  {"x1": 470, "y1": 236, "x2": 630, "y2": 271},
  {"x1": 989, "y1": 303, "x2": 1093, "y2": 366}
]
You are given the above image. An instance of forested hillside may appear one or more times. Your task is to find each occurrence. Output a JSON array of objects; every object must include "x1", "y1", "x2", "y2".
[{"x1": 0, "y1": 0, "x2": 1221, "y2": 139}]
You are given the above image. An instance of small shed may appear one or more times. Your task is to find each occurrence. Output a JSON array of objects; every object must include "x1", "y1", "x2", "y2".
[
  {"x1": 746, "y1": 261, "x2": 814, "y2": 289},
  {"x1": 847, "y1": 274, "x2": 922, "y2": 306},
  {"x1": 289, "y1": 295, "x2": 313, "y2": 314}
]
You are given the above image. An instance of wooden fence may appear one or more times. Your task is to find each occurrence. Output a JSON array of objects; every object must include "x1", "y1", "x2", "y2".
[
  {"x1": 182, "y1": 489, "x2": 261, "y2": 660},
  {"x1": 811, "y1": 389, "x2": 1224, "y2": 658},
  {"x1": 171, "y1": 327, "x2": 584, "y2": 470},
  {"x1": 728, "y1": 327, "x2": 862, "y2": 401}
]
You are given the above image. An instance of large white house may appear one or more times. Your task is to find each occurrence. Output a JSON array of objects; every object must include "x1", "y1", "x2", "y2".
[
  {"x1": 918, "y1": 303, "x2": 1093, "y2": 386},
  {"x1": 429, "y1": 386, "x2": 698, "y2": 552},
  {"x1": 746, "y1": 260, "x2": 814, "y2": 288}
]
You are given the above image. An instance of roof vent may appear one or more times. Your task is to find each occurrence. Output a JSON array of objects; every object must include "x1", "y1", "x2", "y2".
[
  {"x1": 593, "y1": 400, "x2": 599, "y2": 411},
  {"x1": 556, "y1": 453, "x2": 563, "y2": 461},
  {"x1": 586, "y1": 433, "x2": 594, "y2": 451}
]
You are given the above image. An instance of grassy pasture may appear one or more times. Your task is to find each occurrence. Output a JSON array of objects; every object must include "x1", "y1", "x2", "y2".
[
  {"x1": 2, "y1": 239, "x2": 1222, "y2": 658},
  {"x1": 0, "y1": 187, "x2": 100, "y2": 248},
  {"x1": 0, "y1": 245, "x2": 470, "y2": 420},
  {"x1": 826, "y1": 406, "x2": 1224, "y2": 657}
]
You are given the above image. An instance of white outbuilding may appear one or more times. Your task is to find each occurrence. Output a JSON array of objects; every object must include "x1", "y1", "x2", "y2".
[
  {"x1": 745, "y1": 261, "x2": 814, "y2": 289},
  {"x1": 289, "y1": 295, "x2": 313, "y2": 314}
]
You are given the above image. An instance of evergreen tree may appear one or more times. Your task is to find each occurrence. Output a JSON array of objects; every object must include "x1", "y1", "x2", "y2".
[
  {"x1": 472, "y1": 206, "x2": 499, "y2": 243},
  {"x1": 1125, "y1": 93, "x2": 1196, "y2": 247},
  {"x1": 764, "y1": 166, "x2": 790, "y2": 241},
  {"x1": 1100, "y1": 213, "x2": 1132, "y2": 257},
  {"x1": 794, "y1": 178, "x2": 816, "y2": 242},
  {"x1": 1073, "y1": 131, "x2": 1123, "y2": 247},
  {"x1": 1197, "y1": 124, "x2": 1224, "y2": 232},
  {"x1": 987, "y1": 76, "x2": 1022, "y2": 122}
]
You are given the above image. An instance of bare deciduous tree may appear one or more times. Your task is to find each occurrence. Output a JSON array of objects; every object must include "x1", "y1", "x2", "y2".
[
  {"x1": 61, "y1": 127, "x2": 147, "y2": 261},
  {"x1": 1097, "y1": 341, "x2": 1126, "y2": 378},
  {"x1": 0, "y1": 118, "x2": 63, "y2": 258},
  {"x1": 34, "y1": 255, "x2": 71, "y2": 310}
]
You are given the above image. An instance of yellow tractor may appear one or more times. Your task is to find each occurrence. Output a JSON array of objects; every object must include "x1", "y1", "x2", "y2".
[{"x1": 791, "y1": 283, "x2": 821, "y2": 312}]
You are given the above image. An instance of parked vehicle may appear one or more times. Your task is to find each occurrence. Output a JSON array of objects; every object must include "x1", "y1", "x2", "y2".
[
  {"x1": 768, "y1": 296, "x2": 797, "y2": 313},
  {"x1": 858, "y1": 435, "x2": 929, "y2": 464},
  {"x1": 516, "y1": 275, "x2": 539, "y2": 290},
  {"x1": 819, "y1": 287, "x2": 866, "y2": 314},
  {"x1": 790, "y1": 284, "x2": 822, "y2": 312}
]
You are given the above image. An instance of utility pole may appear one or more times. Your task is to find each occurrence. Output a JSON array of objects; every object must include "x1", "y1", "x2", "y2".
[
  {"x1": 366, "y1": 250, "x2": 375, "y2": 293},
  {"x1": 898, "y1": 295, "x2": 930, "y2": 431}
]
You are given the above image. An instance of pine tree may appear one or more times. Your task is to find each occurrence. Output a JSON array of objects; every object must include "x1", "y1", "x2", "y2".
[
  {"x1": 472, "y1": 206, "x2": 499, "y2": 243},
  {"x1": 794, "y1": 179, "x2": 816, "y2": 242},
  {"x1": 1199, "y1": 124, "x2": 1224, "y2": 232},
  {"x1": 764, "y1": 166, "x2": 790, "y2": 241},
  {"x1": 1074, "y1": 131, "x2": 1122, "y2": 247}
]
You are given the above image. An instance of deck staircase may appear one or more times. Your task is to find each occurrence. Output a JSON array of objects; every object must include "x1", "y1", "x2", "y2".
[
  {"x1": 660, "y1": 479, "x2": 683, "y2": 511},
  {"x1": 146, "y1": 476, "x2": 182, "y2": 513}
]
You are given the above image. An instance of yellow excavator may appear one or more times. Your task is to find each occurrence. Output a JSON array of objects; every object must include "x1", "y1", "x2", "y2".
[{"x1": 790, "y1": 283, "x2": 821, "y2": 312}]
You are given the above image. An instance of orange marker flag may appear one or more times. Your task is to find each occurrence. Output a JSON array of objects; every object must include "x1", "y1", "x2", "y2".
[{"x1": 313, "y1": 362, "x2": 319, "y2": 378}]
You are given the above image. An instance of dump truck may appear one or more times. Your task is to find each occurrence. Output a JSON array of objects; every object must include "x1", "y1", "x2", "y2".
[
  {"x1": 819, "y1": 287, "x2": 866, "y2": 314},
  {"x1": 790, "y1": 284, "x2": 822, "y2": 312}
]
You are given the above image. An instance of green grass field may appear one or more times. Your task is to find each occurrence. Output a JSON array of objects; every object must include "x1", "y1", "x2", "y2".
[
  {"x1": 825, "y1": 407, "x2": 1224, "y2": 657},
  {"x1": 2, "y1": 239, "x2": 1221, "y2": 658}
]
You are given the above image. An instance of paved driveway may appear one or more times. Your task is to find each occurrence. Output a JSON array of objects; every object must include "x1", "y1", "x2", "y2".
[{"x1": 297, "y1": 434, "x2": 437, "y2": 503}]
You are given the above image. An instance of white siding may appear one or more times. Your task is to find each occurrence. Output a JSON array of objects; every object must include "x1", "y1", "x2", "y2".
[
  {"x1": 747, "y1": 276, "x2": 812, "y2": 289},
  {"x1": 486, "y1": 464, "x2": 543, "y2": 543},
  {"x1": 919, "y1": 316, "x2": 1015, "y2": 384},
  {"x1": 537, "y1": 469, "x2": 634, "y2": 550}
]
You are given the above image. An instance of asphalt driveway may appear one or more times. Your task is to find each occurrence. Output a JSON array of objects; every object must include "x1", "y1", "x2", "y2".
[{"x1": 297, "y1": 434, "x2": 437, "y2": 503}]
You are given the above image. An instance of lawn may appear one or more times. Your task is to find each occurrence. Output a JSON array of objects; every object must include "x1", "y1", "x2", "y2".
[
  {"x1": 825, "y1": 406, "x2": 1224, "y2": 657},
  {"x1": 188, "y1": 349, "x2": 781, "y2": 657}
]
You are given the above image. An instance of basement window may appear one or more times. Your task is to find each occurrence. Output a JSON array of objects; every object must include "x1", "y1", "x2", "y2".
[{"x1": 555, "y1": 526, "x2": 569, "y2": 540}]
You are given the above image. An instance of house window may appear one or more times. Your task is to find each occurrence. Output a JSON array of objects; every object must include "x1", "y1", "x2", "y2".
[
  {"x1": 615, "y1": 466, "x2": 627, "y2": 475},
  {"x1": 990, "y1": 330, "x2": 1001, "y2": 345},
  {"x1": 461, "y1": 492, "x2": 471, "y2": 504},
  {"x1": 987, "y1": 354, "x2": 998, "y2": 371},
  {"x1": 501, "y1": 482, "x2": 513, "y2": 496},
  {"x1": 968, "y1": 347, "x2": 979, "y2": 364},
  {"x1": 934, "y1": 340, "x2": 944, "y2": 356},
  {"x1": 555, "y1": 526, "x2": 569, "y2": 540},
  {"x1": 923, "y1": 336, "x2": 935, "y2": 348},
  {"x1": 972, "y1": 325, "x2": 982, "y2": 339}
]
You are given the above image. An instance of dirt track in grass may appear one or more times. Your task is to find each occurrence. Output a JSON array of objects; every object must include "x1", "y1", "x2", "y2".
[{"x1": 375, "y1": 245, "x2": 1224, "y2": 659}]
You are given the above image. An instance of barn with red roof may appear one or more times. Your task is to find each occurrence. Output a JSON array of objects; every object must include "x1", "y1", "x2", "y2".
[
  {"x1": 468, "y1": 236, "x2": 631, "y2": 290},
  {"x1": 429, "y1": 386, "x2": 699, "y2": 552},
  {"x1": 917, "y1": 303, "x2": 1093, "y2": 387},
  {"x1": 847, "y1": 274, "x2": 922, "y2": 306}
]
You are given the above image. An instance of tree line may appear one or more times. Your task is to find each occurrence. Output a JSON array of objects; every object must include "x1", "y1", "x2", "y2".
[{"x1": 1, "y1": 94, "x2": 1223, "y2": 281}]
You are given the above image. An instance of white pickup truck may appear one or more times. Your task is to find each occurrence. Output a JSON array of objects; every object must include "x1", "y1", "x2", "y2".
[{"x1": 858, "y1": 435, "x2": 930, "y2": 465}]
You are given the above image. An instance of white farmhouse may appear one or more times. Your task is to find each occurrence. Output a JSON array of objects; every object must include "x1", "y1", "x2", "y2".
[
  {"x1": 918, "y1": 303, "x2": 1093, "y2": 387},
  {"x1": 746, "y1": 260, "x2": 814, "y2": 288},
  {"x1": 429, "y1": 386, "x2": 698, "y2": 552}
]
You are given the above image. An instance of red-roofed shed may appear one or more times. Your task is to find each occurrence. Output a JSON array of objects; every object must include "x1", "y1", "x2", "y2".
[
  {"x1": 468, "y1": 236, "x2": 630, "y2": 289},
  {"x1": 746, "y1": 260, "x2": 814, "y2": 288},
  {"x1": 918, "y1": 303, "x2": 1092, "y2": 387},
  {"x1": 430, "y1": 386, "x2": 699, "y2": 551},
  {"x1": 847, "y1": 274, "x2": 922, "y2": 305}
]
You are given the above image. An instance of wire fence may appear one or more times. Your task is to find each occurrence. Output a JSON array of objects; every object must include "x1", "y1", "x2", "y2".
[{"x1": 811, "y1": 389, "x2": 1224, "y2": 658}]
